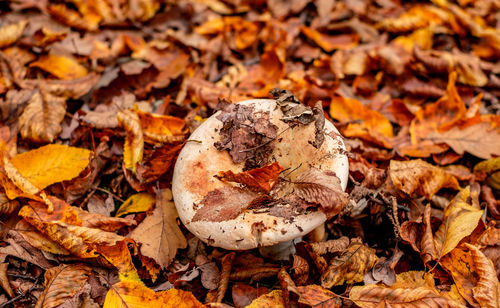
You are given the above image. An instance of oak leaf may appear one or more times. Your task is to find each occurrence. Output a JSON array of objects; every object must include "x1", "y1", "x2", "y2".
[
  {"x1": 35, "y1": 264, "x2": 91, "y2": 308},
  {"x1": 118, "y1": 109, "x2": 144, "y2": 173},
  {"x1": 103, "y1": 280, "x2": 204, "y2": 308},
  {"x1": 389, "y1": 159, "x2": 459, "y2": 199},
  {"x1": 8, "y1": 144, "x2": 91, "y2": 191},
  {"x1": 130, "y1": 189, "x2": 187, "y2": 269},
  {"x1": 30, "y1": 54, "x2": 88, "y2": 80},
  {"x1": 350, "y1": 271, "x2": 467, "y2": 308},
  {"x1": 217, "y1": 162, "x2": 284, "y2": 193},
  {"x1": 18, "y1": 90, "x2": 66, "y2": 143},
  {"x1": 321, "y1": 239, "x2": 378, "y2": 288},
  {"x1": 0, "y1": 20, "x2": 27, "y2": 48}
]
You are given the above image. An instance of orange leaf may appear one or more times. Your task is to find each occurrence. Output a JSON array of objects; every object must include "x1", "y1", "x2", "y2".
[
  {"x1": 301, "y1": 27, "x2": 359, "y2": 52},
  {"x1": 136, "y1": 108, "x2": 186, "y2": 144},
  {"x1": 30, "y1": 54, "x2": 88, "y2": 80},
  {"x1": 103, "y1": 280, "x2": 204, "y2": 308},
  {"x1": 0, "y1": 20, "x2": 28, "y2": 48},
  {"x1": 217, "y1": 162, "x2": 284, "y2": 193}
]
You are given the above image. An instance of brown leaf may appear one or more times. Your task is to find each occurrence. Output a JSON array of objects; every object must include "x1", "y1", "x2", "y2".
[
  {"x1": 301, "y1": 26, "x2": 359, "y2": 52},
  {"x1": 136, "y1": 143, "x2": 184, "y2": 184},
  {"x1": 130, "y1": 189, "x2": 187, "y2": 269},
  {"x1": 293, "y1": 285, "x2": 341, "y2": 308},
  {"x1": 294, "y1": 168, "x2": 349, "y2": 218},
  {"x1": 232, "y1": 283, "x2": 269, "y2": 308},
  {"x1": 35, "y1": 264, "x2": 91, "y2": 308},
  {"x1": 320, "y1": 239, "x2": 378, "y2": 288},
  {"x1": 18, "y1": 90, "x2": 66, "y2": 143},
  {"x1": 0, "y1": 263, "x2": 14, "y2": 298},
  {"x1": 389, "y1": 159, "x2": 460, "y2": 199},
  {"x1": 217, "y1": 162, "x2": 284, "y2": 193}
]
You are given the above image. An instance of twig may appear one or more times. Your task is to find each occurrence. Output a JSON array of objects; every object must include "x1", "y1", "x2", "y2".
[
  {"x1": 92, "y1": 186, "x2": 125, "y2": 203},
  {"x1": 0, "y1": 277, "x2": 40, "y2": 308}
]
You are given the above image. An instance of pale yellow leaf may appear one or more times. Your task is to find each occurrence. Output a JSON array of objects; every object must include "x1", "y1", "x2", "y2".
[
  {"x1": 0, "y1": 20, "x2": 27, "y2": 48},
  {"x1": 116, "y1": 192, "x2": 155, "y2": 217},
  {"x1": 247, "y1": 290, "x2": 285, "y2": 308},
  {"x1": 130, "y1": 189, "x2": 186, "y2": 269},
  {"x1": 9, "y1": 144, "x2": 91, "y2": 191}
]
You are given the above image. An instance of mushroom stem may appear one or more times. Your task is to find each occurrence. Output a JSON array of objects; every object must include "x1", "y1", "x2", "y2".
[{"x1": 258, "y1": 238, "x2": 300, "y2": 261}]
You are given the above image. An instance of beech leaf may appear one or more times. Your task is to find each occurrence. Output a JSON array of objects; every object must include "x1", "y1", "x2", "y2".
[
  {"x1": 29, "y1": 54, "x2": 88, "y2": 80},
  {"x1": 118, "y1": 109, "x2": 144, "y2": 173}
]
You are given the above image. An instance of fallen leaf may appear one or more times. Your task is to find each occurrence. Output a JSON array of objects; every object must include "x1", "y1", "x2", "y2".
[
  {"x1": 30, "y1": 54, "x2": 88, "y2": 80},
  {"x1": 349, "y1": 271, "x2": 467, "y2": 308},
  {"x1": 115, "y1": 192, "x2": 156, "y2": 217},
  {"x1": 389, "y1": 159, "x2": 460, "y2": 199},
  {"x1": 118, "y1": 109, "x2": 144, "y2": 173},
  {"x1": 247, "y1": 290, "x2": 285, "y2": 308},
  {"x1": 292, "y1": 285, "x2": 341, "y2": 307},
  {"x1": 0, "y1": 263, "x2": 14, "y2": 298},
  {"x1": 0, "y1": 20, "x2": 28, "y2": 48},
  {"x1": 18, "y1": 90, "x2": 66, "y2": 143},
  {"x1": 474, "y1": 157, "x2": 500, "y2": 190},
  {"x1": 321, "y1": 239, "x2": 378, "y2": 288},
  {"x1": 130, "y1": 189, "x2": 187, "y2": 269},
  {"x1": 301, "y1": 26, "x2": 359, "y2": 52},
  {"x1": 103, "y1": 280, "x2": 204, "y2": 308},
  {"x1": 136, "y1": 108, "x2": 186, "y2": 144},
  {"x1": 9, "y1": 144, "x2": 91, "y2": 191},
  {"x1": 35, "y1": 264, "x2": 91, "y2": 308},
  {"x1": 136, "y1": 142, "x2": 184, "y2": 184},
  {"x1": 217, "y1": 162, "x2": 284, "y2": 193},
  {"x1": 232, "y1": 283, "x2": 269, "y2": 308}
]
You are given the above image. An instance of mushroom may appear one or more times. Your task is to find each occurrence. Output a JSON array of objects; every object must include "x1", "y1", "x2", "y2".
[{"x1": 172, "y1": 96, "x2": 349, "y2": 257}]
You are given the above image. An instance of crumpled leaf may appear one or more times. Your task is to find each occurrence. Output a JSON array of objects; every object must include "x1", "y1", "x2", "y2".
[
  {"x1": 321, "y1": 238, "x2": 378, "y2": 288},
  {"x1": 441, "y1": 244, "x2": 500, "y2": 307},
  {"x1": 291, "y1": 285, "x2": 341, "y2": 308},
  {"x1": 389, "y1": 159, "x2": 460, "y2": 199},
  {"x1": 0, "y1": 20, "x2": 28, "y2": 48},
  {"x1": 35, "y1": 264, "x2": 91, "y2": 308},
  {"x1": 350, "y1": 271, "x2": 467, "y2": 308},
  {"x1": 217, "y1": 162, "x2": 284, "y2": 193},
  {"x1": 115, "y1": 192, "x2": 156, "y2": 217},
  {"x1": 130, "y1": 189, "x2": 187, "y2": 269},
  {"x1": 474, "y1": 157, "x2": 500, "y2": 190},
  {"x1": 136, "y1": 108, "x2": 186, "y2": 144},
  {"x1": 83, "y1": 92, "x2": 136, "y2": 129},
  {"x1": 294, "y1": 168, "x2": 350, "y2": 218},
  {"x1": 0, "y1": 263, "x2": 14, "y2": 298},
  {"x1": 118, "y1": 109, "x2": 144, "y2": 173},
  {"x1": 103, "y1": 280, "x2": 204, "y2": 308},
  {"x1": 18, "y1": 90, "x2": 66, "y2": 143},
  {"x1": 30, "y1": 54, "x2": 88, "y2": 80},
  {"x1": 8, "y1": 144, "x2": 91, "y2": 191},
  {"x1": 301, "y1": 26, "x2": 359, "y2": 52}
]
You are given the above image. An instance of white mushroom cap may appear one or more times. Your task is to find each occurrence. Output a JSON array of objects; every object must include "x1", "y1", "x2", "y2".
[{"x1": 172, "y1": 99, "x2": 348, "y2": 250}]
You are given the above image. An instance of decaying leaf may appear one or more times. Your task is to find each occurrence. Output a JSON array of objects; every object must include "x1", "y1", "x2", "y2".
[
  {"x1": 247, "y1": 290, "x2": 285, "y2": 308},
  {"x1": 35, "y1": 264, "x2": 91, "y2": 308},
  {"x1": 350, "y1": 271, "x2": 467, "y2": 308},
  {"x1": 217, "y1": 162, "x2": 284, "y2": 193},
  {"x1": 321, "y1": 238, "x2": 378, "y2": 288},
  {"x1": 18, "y1": 90, "x2": 66, "y2": 143},
  {"x1": 389, "y1": 159, "x2": 460, "y2": 199},
  {"x1": 0, "y1": 263, "x2": 14, "y2": 298},
  {"x1": 118, "y1": 109, "x2": 144, "y2": 173},
  {"x1": 0, "y1": 20, "x2": 28, "y2": 48},
  {"x1": 130, "y1": 189, "x2": 187, "y2": 269}
]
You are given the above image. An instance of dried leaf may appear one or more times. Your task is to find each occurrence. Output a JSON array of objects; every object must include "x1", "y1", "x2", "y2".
[
  {"x1": 293, "y1": 285, "x2": 341, "y2": 308},
  {"x1": 294, "y1": 168, "x2": 350, "y2": 218},
  {"x1": 30, "y1": 54, "x2": 88, "y2": 80},
  {"x1": 130, "y1": 189, "x2": 187, "y2": 269},
  {"x1": 118, "y1": 109, "x2": 144, "y2": 173},
  {"x1": 103, "y1": 280, "x2": 204, "y2": 308},
  {"x1": 321, "y1": 239, "x2": 378, "y2": 288},
  {"x1": 136, "y1": 108, "x2": 186, "y2": 144},
  {"x1": 301, "y1": 27, "x2": 359, "y2": 52},
  {"x1": 35, "y1": 264, "x2": 91, "y2": 308},
  {"x1": 232, "y1": 283, "x2": 269, "y2": 308},
  {"x1": 0, "y1": 20, "x2": 27, "y2": 48},
  {"x1": 0, "y1": 263, "x2": 14, "y2": 298},
  {"x1": 350, "y1": 271, "x2": 467, "y2": 308},
  {"x1": 389, "y1": 159, "x2": 459, "y2": 199},
  {"x1": 247, "y1": 290, "x2": 285, "y2": 308},
  {"x1": 116, "y1": 192, "x2": 156, "y2": 217},
  {"x1": 217, "y1": 162, "x2": 284, "y2": 193},
  {"x1": 18, "y1": 90, "x2": 66, "y2": 143}
]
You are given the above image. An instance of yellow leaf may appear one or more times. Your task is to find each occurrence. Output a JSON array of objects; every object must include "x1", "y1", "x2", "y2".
[
  {"x1": 30, "y1": 54, "x2": 88, "y2": 80},
  {"x1": 130, "y1": 189, "x2": 187, "y2": 269},
  {"x1": 116, "y1": 192, "x2": 156, "y2": 217},
  {"x1": 389, "y1": 159, "x2": 460, "y2": 199},
  {"x1": 350, "y1": 271, "x2": 467, "y2": 308},
  {"x1": 18, "y1": 90, "x2": 66, "y2": 143},
  {"x1": 393, "y1": 27, "x2": 433, "y2": 51},
  {"x1": 434, "y1": 187, "x2": 484, "y2": 257},
  {"x1": 103, "y1": 281, "x2": 204, "y2": 308},
  {"x1": 474, "y1": 157, "x2": 500, "y2": 190},
  {"x1": 35, "y1": 264, "x2": 91, "y2": 308},
  {"x1": 9, "y1": 144, "x2": 91, "y2": 191},
  {"x1": 247, "y1": 290, "x2": 285, "y2": 308},
  {"x1": 321, "y1": 239, "x2": 378, "y2": 288},
  {"x1": 0, "y1": 20, "x2": 27, "y2": 48},
  {"x1": 15, "y1": 220, "x2": 70, "y2": 255},
  {"x1": 118, "y1": 109, "x2": 144, "y2": 173}
]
